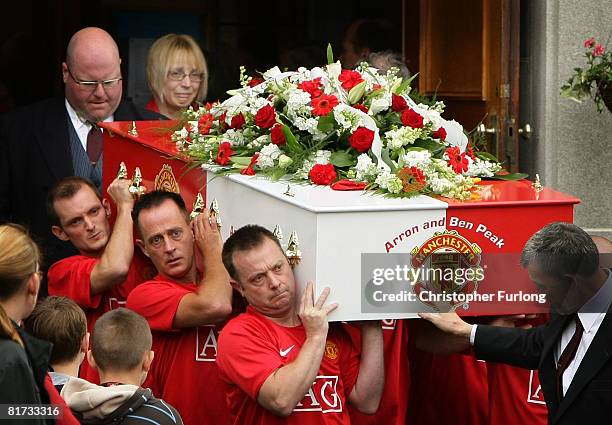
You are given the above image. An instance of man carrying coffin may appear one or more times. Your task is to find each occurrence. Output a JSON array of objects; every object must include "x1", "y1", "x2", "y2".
[
  {"x1": 46, "y1": 175, "x2": 152, "y2": 383},
  {"x1": 217, "y1": 224, "x2": 384, "y2": 424},
  {"x1": 127, "y1": 191, "x2": 234, "y2": 425}
]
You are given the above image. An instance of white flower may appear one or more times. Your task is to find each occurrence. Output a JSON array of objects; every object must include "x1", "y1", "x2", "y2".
[
  {"x1": 355, "y1": 154, "x2": 378, "y2": 181},
  {"x1": 286, "y1": 89, "x2": 312, "y2": 115},
  {"x1": 278, "y1": 154, "x2": 293, "y2": 169},
  {"x1": 256, "y1": 143, "x2": 282, "y2": 169},
  {"x1": 402, "y1": 150, "x2": 432, "y2": 169},
  {"x1": 467, "y1": 158, "x2": 502, "y2": 177},
  {"x1": 223, "y1": 129, "x2": 247, "y2": 147},
  {"x1": 247, "y1": 134, "x2": 270, "y2": 149},
  {"x1": 333, "y1": 104, "x2": 362, "y2": 131},
  {"x1": 369, "y1": 91, "x2": 392, "y2": 115},
  {"x1": 314, "y1": 150, "x2": 332, "y2": 164},
  {"x1": 375, "y1": 170, "x2": 403, "y2": 193},
  {"x1": 384, "y1": 126, "x2": 422, "y2": 150}
]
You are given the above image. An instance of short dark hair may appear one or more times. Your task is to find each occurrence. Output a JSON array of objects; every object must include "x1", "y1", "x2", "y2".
[
  {"x1": 25, "y1": 296, "x2": 87, "y2": 365},
  {"x1": 47, "y1": 177, "x2": 101, "y2": 226},
  {"x1": 222, "y1": 225, "x2": 283, "y2": 281},
  {"x1": 132, "y1": 190, "x2": 189, "y2": 236},
  {"x1": 521, "y1": 222, "x2": 599, "y2": 277},
  {"x1": 91, "y1": 308, "x2": 152, "y2": 372}
]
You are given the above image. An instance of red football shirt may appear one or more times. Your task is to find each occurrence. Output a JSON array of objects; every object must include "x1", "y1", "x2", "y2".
[
  {"x1": 487, "y1": 316, "x2": 548, "y2": 425},
  {"x1": 406, "y1": 320, "x2": 489, "y2": 425},
  {"x1": 126, "y1": 276, "x2": 229, "y2": 425},
  {"x1": 344, "y1": 319, "x2": 410, "y2": 425},
  {"x1": 217, "y1": 306, "x2": 360, "y2": 425},
  {"x1": 47, "y1": 252, "x2": 150, "y2": 383}
]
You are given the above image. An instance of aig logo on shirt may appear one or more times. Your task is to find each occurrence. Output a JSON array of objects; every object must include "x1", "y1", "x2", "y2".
[
  {"x1": 528, "y1": 370, "x2": 545, "y2": 405},
  {"x1": 196, "y1": 325, "x2": 219, "y2": 362},
  {"x1": 294, "y1": 375, "x2": 342, "y2": 414}
]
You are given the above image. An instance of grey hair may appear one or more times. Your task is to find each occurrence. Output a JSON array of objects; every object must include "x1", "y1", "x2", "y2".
[
  {"x1": 367, "y1": 50, "x2": 410, "y2": 79},
  {"x1": 520, "y1": 222, "x2": 599, "y2": 277}
]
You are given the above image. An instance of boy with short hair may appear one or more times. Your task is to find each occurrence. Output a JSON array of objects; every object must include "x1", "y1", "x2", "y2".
[
  {"x1": 61, "y1": 308, "x2": 183, "y2": 425},
  {"x1": 25, "y1": 296, "x2": 88, "y2": 392}
]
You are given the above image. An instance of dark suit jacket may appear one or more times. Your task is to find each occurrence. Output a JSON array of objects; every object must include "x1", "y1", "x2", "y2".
[
  {"x1": 475, "y1": 304, "x2": 612, "y2": 425},
  {"x1": 0, "y1": 97, "x2": 163, "y2": 283}
]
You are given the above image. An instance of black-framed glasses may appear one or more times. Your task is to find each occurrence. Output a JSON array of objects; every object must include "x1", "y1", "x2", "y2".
[
  {"x1": 167, "y1": 70, "x2": 204, "y2": 82},
  {"x1": 67, "y1": 67, "x2": 122, "y2": 91}
]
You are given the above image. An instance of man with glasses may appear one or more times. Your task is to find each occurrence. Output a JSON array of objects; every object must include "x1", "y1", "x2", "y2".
[{"x1": 0, "y1": 27, "x2": 161, "y2": 294}]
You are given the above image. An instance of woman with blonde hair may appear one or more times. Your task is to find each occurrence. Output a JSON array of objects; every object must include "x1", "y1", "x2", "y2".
[
  {"x1": 0, "y1": 224, "x2": 48, "y2": 416},
  {"x1": 146, "y1": 34, "x2": 208, "y2": 119}
]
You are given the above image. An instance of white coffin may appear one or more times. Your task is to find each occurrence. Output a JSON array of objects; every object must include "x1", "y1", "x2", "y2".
[{"x1": 207, "y1": 173, "x2": 449, "y2": 321}]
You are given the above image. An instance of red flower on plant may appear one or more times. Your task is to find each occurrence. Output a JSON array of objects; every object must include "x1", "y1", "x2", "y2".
[
  {"x1": 432, "y1": 127, "x2": 447, "y2": 141},
  {"x1": 401, "y1": 108, "x2": 424, "y2": 128},
  {"x1": 230, "y1": 113, "x2": 246, "y2": 130},
  {"x1": 338, "y1": 70, "x2": 364, "y2": 91},
  {"x1": 270, "y1": 124, "x2": 286, "y2": 146},
  {"x1": 584, "y1": 37, "x2": 596, "y2": 48},
  {"x1": 215, "y1": 142, "x2": 234, "y2": 166},
  {"x1": 352, "y1": 103, "x2": 369, "y2": 113},
  {"x1": 349, "y1": 127, "x2": 375, "y2": 152},
  {"x1": 255, "y1": 104, "x2": 277, "y2": 128},
  {"x1": 593, "y1": 44, "x2": 605, "y2": 57},
  {"x1": 398, "y1": 166, "x2": 427, "y2": 192},
  {"x1": 309, "y1": 163, "x2": 337, "y2": 185},
  {"x1": 198, "y1": 113, "x2": 214, "y2": 135},
  {"x1": 466, "y1": 144, "x2": 476, "y2": 161},
  {"x1": 218, "y1": 112, "x2": 228, "y2": 131},
  {"x1": 391, "y1": 94, "x2": 408, "y2": 112},
  {"x1": 298, "y1": 78, "x2": 323, "y2": 98},
  {"x1": 311, "y1": 94, "x2": 339, "y2": 116},
  {"x1": 248, "y1": 77, "x2": 264, "y2": 87},
  {"x1": 446, "y1": 146, "x2": 469, "y2": 174},
  {"x1": 240, "y1": 153, "x2": 260, "y2": 175}
]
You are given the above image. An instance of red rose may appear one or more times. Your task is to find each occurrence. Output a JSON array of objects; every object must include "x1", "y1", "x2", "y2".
[
  {"x1": 270, "y1": 124, "x2": 286, "y2": 145},
  {"x1": 352, "y1": 103, "x2": 369, "y2": 113},
  {"x1": 432, "y1": 127, "x2": 447, "y2": 141},
  {"x1": 401, "y1": 108, "x2": 424, "y2": 128},
  {"x1": 215, "y1": 142, "x2": 234, "y2": 166},
  {"x1": 298, "y1": 78, "x2": 323, "y2": 98},
  {"x1": 248, "y1": 77, "x2": 264, "y2": 87},
  {"x1": 584, "y1": 37, "x2": 596, "y2": 48},
  {"x1": 339, "y1": 70, "x2": 364, "y2": 91},
  {"x1": 446, "y1": 146, "x2": 469, "y2": 174},
  {"x1": 593, "y1": 44, "x2": 605, "y2": 57},
  {"x1": 349, "y1": 127, "x2": 375, "y2": 152},
  {"x1": 311, "y1": 94, "x2": 339, "y2": 116},
  {"x1": 391, "y1": 94, "x2": 408, "y2": 112},
  {"x1": 230, "y1": 113, "x2": 246, "y2": 130},
  {"x1": 309, "y1": 163, "x2": 337, "y2": 185},
  {"x1": 240, "y1": 153, "x2": 260, "y2": 175},
  {"x1": 255, "y1": 104, "x2": 277, "y2": 128}
]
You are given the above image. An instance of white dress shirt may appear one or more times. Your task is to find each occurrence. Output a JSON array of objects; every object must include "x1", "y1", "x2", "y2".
[
  {"x1": 470, "y1": 269, "x2": 612, "y2": 396},
  {"x1": 65, "y1": 99, "x2": 114, "y2": 151}
]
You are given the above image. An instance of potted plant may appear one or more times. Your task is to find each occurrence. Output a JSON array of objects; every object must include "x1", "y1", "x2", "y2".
[{"x1": 561, "y1": 36, "x2": 612, "y2": 113}]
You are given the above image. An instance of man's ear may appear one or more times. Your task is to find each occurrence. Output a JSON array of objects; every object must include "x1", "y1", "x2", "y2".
[
  {"x1": 87, "y1": 350, "x2": 98, "y2": 371},
  {"x1": 81, "y1": 332, "x2": 90, "y2": 354},
  {"x1": 230, "y1": 278, "x2": 244, "y2": 296},
  {"x1": 142, "y1": 350, "x2": 154, "y2": 374},
  {"x1": 136, "y1": 239, "x2": 149, "y2": 258},
  {"x1": 61, "y1": 62, "x2": 68, "y2": 84},
  {"x1": 102, "y1": 198, "x2": 111, "y2": 217},
  {"x1": 51, "y1": 225, "x2": 70, "y2": 242}
]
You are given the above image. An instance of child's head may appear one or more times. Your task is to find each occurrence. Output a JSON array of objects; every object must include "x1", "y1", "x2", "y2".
[
  {"x1": 89, "y1": 308, "x2": 153, "y2": 384},
  {"x1": 25, "y1": 296, "x2": 88, "y2": 369}
]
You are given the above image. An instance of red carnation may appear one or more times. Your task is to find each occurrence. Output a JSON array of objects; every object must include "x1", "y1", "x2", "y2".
[
  {"x1": 339, "y1": 70, "x2": 364, "y2": 91},
  {"x1": 353, "y1": 103, "x2": 369, "y2": 113},
  {"x1": 230, "y1": 113, "x2": 246, "y2": 130},
  {"x1": 446, "y1": 146, "x2": 469, "y2": 174},
  {"x1": 270, "y1": 124, "x2": 286, "y2": 146},
  {"x1": 349, "y1": 127, "x2": 375, "y2": 153},
  {"x1": 255, "y1": 104, "x2": 277, "y2": 128},
  {"x1": 593, "y1": 44, "x2": 605, "y2": 57},
  {"x1": 311, "y1": 94, "x2": 339, "y2": 116},
  {"x1": 215, "y1": 142, "x2": 234, "y2": 166},
  {"x1": 432, "y1": 127, "x2": 447, "y2": 141},
  {"x1": 309, "y1": 163, "x2": 337, "y2": 185},
  {"x1": 584, "y1": 37, "x2": 596, "y2": 48},
  {"x1": 240, "y1": 153, "x2": 260, "y2": 176},
  {"x1": 248, "y1": 77, "x2": 264, "y2": 87},
  {"x1": 391, "y1": 94, "x2": 408, "y2": 112},
  {"x1": 298, "y1": 78, "x2": 323, "y2": 98},
  {"x1": 401, "y1": 108, "x2": 424, "y2": 128}
]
